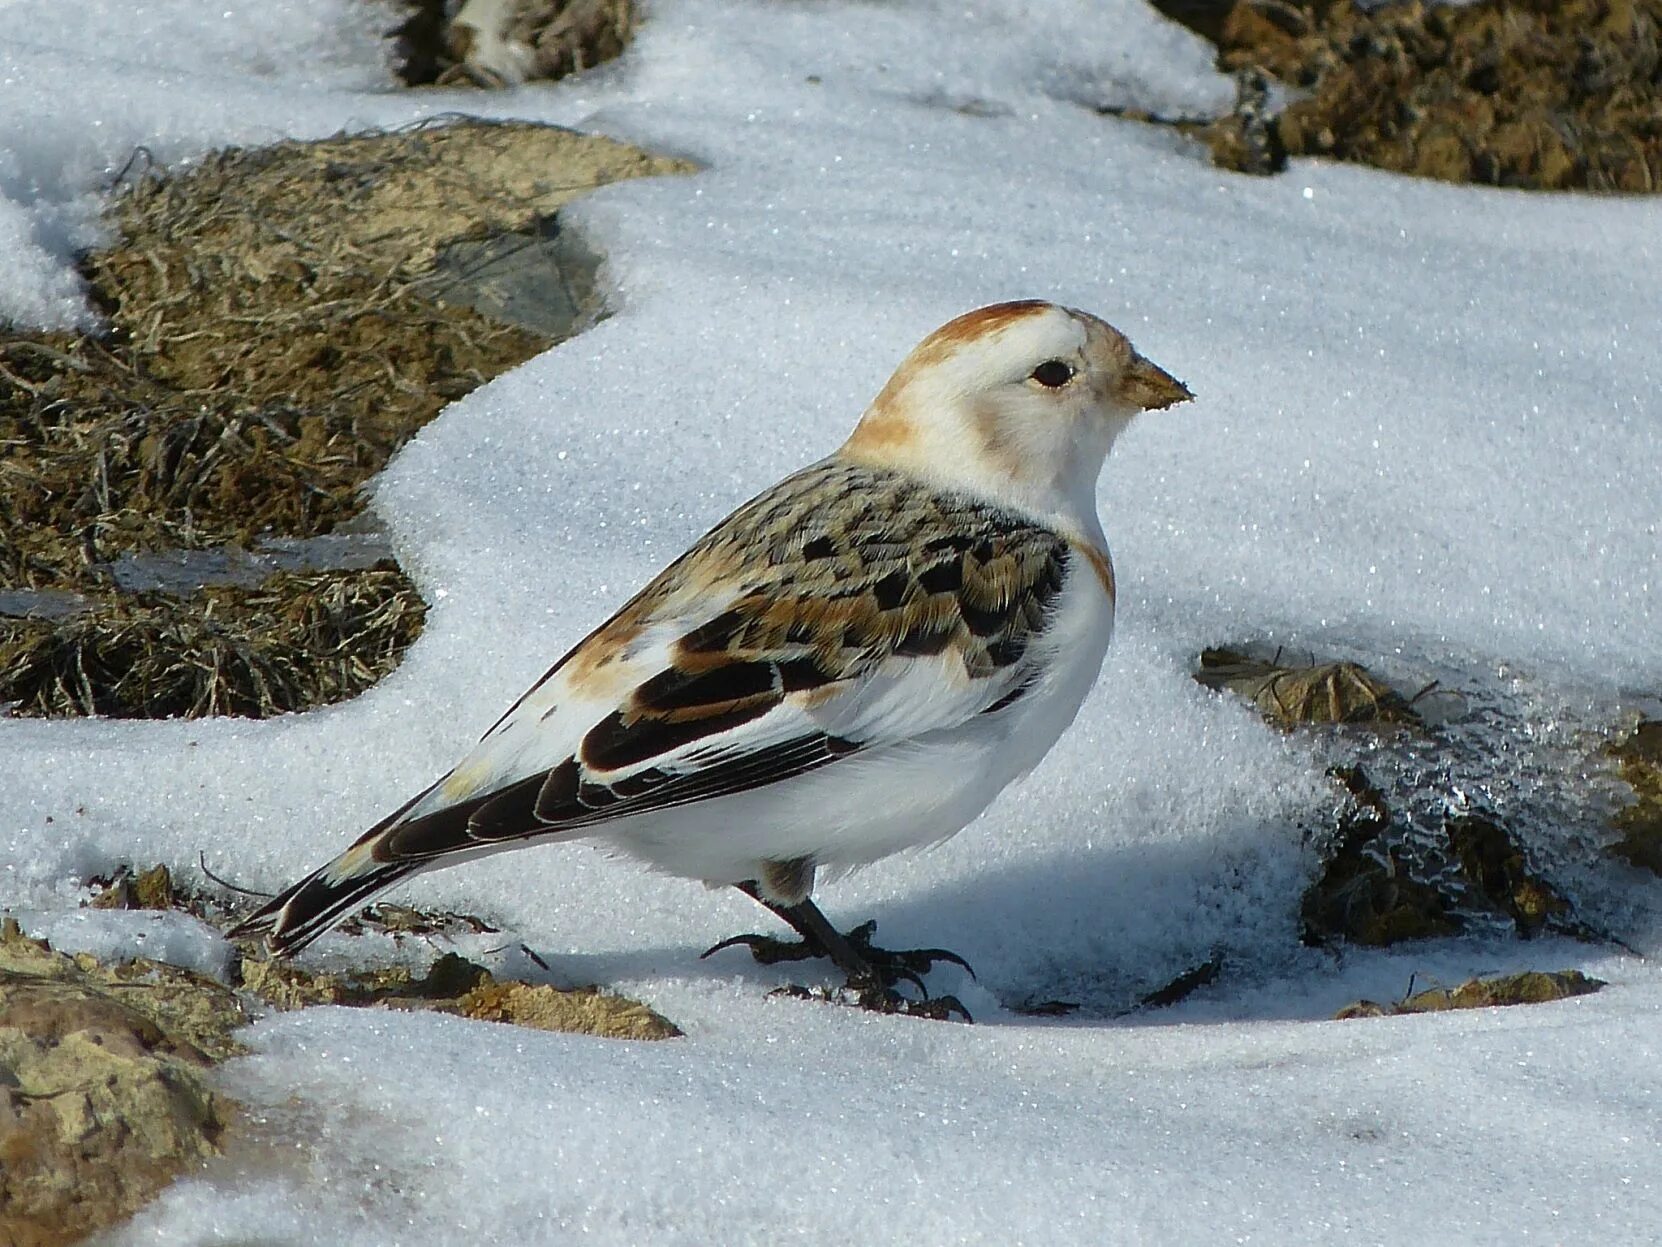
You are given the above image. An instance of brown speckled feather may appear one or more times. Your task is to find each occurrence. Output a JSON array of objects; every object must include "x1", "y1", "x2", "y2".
[{"x1": 606, "y1": 459, "x2": 1069, "y2": 683}]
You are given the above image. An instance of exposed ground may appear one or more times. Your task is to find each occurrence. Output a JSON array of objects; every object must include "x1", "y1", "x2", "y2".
[
  {"x1": 1158, "y1": 0, "x2": 1662, "y2": 190},
  {"x1": 0, "y1": 120, "x2": 693, "y2": 721}
]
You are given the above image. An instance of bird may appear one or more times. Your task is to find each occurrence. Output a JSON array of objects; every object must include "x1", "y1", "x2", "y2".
[{"x1": 228, "y1": 300, "x2": 1191, "y2": 1018}]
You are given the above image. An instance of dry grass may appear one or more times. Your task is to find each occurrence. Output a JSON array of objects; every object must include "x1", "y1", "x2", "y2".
[
  {"x1": 0, "y1": 567, "x2": 425, "y2": 719},
  {"x1": 0, "y1": 119, "x2": 691, "y2": 721},
  {"x1": 1, "y1": 121, "x2": 690, "y2": 591}
]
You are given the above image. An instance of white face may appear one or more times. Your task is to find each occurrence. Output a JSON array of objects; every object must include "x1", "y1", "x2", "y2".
[{"x1": 842, "y1": 301, "x2": 1191, "y2": 521}]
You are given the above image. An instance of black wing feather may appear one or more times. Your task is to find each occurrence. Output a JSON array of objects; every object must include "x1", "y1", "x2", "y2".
[{"x1": 380, "y1": 731, "x2": 859, "y2": 859}]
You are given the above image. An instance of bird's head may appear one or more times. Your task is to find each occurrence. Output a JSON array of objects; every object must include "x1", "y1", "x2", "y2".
[{"x1": 840, "y1": 300, "x2": 1191, "y2": 523}]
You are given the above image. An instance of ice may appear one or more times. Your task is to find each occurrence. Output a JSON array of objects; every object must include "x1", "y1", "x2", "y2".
[
  {"x1": 10, "y1": 906, "x2": 233, "y2": 979},
  {"x1": 2, "y1": 0, "x2": 1660, "y2": 1241}
]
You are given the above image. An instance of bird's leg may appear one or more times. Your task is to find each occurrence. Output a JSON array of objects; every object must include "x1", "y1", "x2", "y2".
[{"x1": 702, "y1": 881, "x2": 975, "y2": 1021}]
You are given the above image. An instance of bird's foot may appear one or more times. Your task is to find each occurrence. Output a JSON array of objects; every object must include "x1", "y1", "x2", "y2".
[{"x1": 702, "y1": 919, "x2": 976, "y2": 1022}]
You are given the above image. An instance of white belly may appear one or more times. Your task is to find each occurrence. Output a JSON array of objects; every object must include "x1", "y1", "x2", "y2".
[{"x1": 599, "y1": 563, "x2": 1115, "y2": 887}]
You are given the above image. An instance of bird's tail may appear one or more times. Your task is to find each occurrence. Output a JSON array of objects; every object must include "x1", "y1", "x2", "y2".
[
  {"x1": 226, "y1": 846, "x2": 420, "y2": 957},
  {"x1": 226, "y1": 778, "x2": 449, "y2": 956},
  {"x1": 225, "y1": 773, "x2": 534, "y2": 956}
]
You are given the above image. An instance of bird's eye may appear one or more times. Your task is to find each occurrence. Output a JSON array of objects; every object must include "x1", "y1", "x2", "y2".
[{"x1": 1029, "y1": 360, "x2": 1075, "y2": 388}]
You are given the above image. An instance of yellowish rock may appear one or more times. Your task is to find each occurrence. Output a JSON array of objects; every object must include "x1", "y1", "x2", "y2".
[
  {"x1": 0, "y1": 919, "x2": 244, "y2": 1246},
  {"x1": 238, "y1": 950, "x2": 681, "y2": 1041},
  {"x1": 457, "y1": 980, "x2": 682, "y2": 1040}
]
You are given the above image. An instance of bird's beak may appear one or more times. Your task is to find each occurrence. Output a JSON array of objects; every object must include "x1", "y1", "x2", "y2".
[{"x1": 1116, "y1": 355, "x2": 1193, "y2": 412}]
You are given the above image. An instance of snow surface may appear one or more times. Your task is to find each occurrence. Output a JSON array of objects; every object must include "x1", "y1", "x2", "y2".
[{"x1": 2, "y1": 0, "x2": 1660, "y2": 1242}]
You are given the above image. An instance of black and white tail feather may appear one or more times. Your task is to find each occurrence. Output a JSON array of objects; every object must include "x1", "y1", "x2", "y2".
[{"x1": 226, "y1": 781, "x2": 444, "y2": 954}]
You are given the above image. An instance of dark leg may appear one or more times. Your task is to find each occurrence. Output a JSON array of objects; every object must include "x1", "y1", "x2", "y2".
[{"x1": 702, "y1": 882, "x2": 975, "y2": 1021}]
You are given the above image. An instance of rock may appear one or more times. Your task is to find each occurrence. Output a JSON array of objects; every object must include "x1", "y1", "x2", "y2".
[
  {"x1": 0, "y1": 919, "x2": 245, "y2": 1246},
  {"x1": 429, "y1": 214, "x2": 605, "y2": 338}
]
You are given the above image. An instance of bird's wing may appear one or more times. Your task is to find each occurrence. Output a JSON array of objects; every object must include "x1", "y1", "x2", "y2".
[{"x1": 377, "y1": 459, "x2": 1076, "y2": 861}]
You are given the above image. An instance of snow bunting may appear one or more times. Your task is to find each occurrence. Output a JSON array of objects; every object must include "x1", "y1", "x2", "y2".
[{"x1": 230, "y1": 300, "x2": 1190, "y2": 1017}]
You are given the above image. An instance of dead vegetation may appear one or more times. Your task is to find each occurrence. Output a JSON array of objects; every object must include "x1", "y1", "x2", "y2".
[
  {"x1": 0, "y1": 119, "x2": 692, "y2": 721},
  {"x1": 1446, "y1": 811, "x2": 1574, "y2": 938},
  {"x1": 236, "y1": 951, "x2": 681, "y2": 1040},
  {"x1": 1195, "y1": 647, "x2": 1607, "y2": 949},
  {"x1": 1608, "y1": 718, "x2": 1662, "y2": 873},
  {"x1": 81, "y1": 861, "x2": 681, "y2": 1040},
  {"x1": 1303, "y1": 766, "x2": 1463, "y2": 946},
  {"x1": 1202, "y1": 0, "x2": 1662, "y2": 190},
  {"x1": 89, "y1": 863, "x2": 187, "y2": 912},
  {"x1": 1300, "y1": 766, "x2": 1591, "y2": 947},
  {"x1": 1196, "y1": 647, "x2": 1423, "y2": 730},
  {"x1": 1, "y1": 120, "x2": 680, "y2": 592},
  {"x1": 1336, "y1": 969, "x2": 1604, "y2": 1018},
  {"x1": 0, "y1": 567, "x2": 424, "y2": 719}
]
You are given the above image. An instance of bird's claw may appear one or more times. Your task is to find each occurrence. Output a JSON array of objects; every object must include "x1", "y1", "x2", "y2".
[
  {"x1": 700, "y1": 931, "x2": 816, "y2": 966},
  {"x1": 838, "y1": 919, "x2": 978, "y2": 984},
  {"x1": 700, "y1": 930, "x2": 930, "y2": 995},
  {"x1": 703, "y1": 918, "x2": 976, "y2": 1022}
]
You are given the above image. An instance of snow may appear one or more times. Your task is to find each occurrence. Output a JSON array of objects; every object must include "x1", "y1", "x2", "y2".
[{"x1": 2, "y1": 0, "x2": 1660, "y2": 1242}]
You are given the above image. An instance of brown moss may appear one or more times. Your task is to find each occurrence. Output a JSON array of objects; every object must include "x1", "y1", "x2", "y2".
[
  {"x1": 1608, "y1": 718, "x2": 1662, "y2": 872},
  {"x1": 1206, "y1": 0, "x2": 1662, "y2": 191}
]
